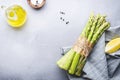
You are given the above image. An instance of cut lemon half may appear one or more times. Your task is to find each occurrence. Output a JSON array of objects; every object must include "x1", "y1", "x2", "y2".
[{"x1": 105, "y1": 38, "x2": 120, "y2": 54}]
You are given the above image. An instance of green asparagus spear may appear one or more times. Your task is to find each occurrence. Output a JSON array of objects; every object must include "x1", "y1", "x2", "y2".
[
  {"x1": 68, "y1": 52, "x2": 81, "y2": 74},
  {"x1": 94, "y1": 16, "x2": 106, "y2": 33},
  {"x1": 85, "y1": 13, "x2": 94, "y2": 38},
  {"x1": 81, "y1": 13, "x2": 94, "y2": 37},
  {"x1": 57, "y1": 49, "x2": 76, "y2": 70},
  {"x1": 75, "y1": 57, "x2": 86, "y2": 76},
  {"x1": 91, "y1": 22, "x2": 110, "y2": 44},
  {"x1": 88, "y1": 15, "x2": 100, "y2": 41}
]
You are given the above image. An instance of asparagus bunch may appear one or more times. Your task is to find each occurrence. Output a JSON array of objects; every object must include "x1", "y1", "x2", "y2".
[{"x1": 57, "y1": 13, "x2": 110, "y2": 76}]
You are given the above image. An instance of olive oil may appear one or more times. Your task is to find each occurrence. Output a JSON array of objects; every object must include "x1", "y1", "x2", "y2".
[{"x1": 5, "y1": 5, "x2": 27, "y2": 28}]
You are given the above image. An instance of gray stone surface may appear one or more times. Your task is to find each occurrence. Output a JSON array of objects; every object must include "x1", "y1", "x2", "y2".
[{"x1": 0, "y1": 0, "x2": 120, "y2": 80}]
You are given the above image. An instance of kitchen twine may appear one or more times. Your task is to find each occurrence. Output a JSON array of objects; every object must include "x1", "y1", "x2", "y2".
[{"x1": 72, "y1": 36, "x2": 93, "y2": 57}]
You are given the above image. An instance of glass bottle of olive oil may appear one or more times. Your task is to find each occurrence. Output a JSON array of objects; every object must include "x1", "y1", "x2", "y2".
[{"x1": 5, "y1": 5, "x2": 27, "y2": 28}]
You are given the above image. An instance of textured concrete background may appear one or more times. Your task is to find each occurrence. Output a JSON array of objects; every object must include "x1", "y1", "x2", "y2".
[{"x1": 0, "y1": 0, "x2": 120, "y2": 80}]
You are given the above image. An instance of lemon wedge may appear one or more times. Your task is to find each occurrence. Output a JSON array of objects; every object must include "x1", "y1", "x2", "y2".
[{"x1": 105, "y1": 38, "x2": 120, "y2": 54}]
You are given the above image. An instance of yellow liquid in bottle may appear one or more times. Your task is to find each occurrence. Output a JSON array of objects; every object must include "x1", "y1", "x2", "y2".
[{"x1": 5, "y1": 5, "x2": 27, "y2": 28}]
